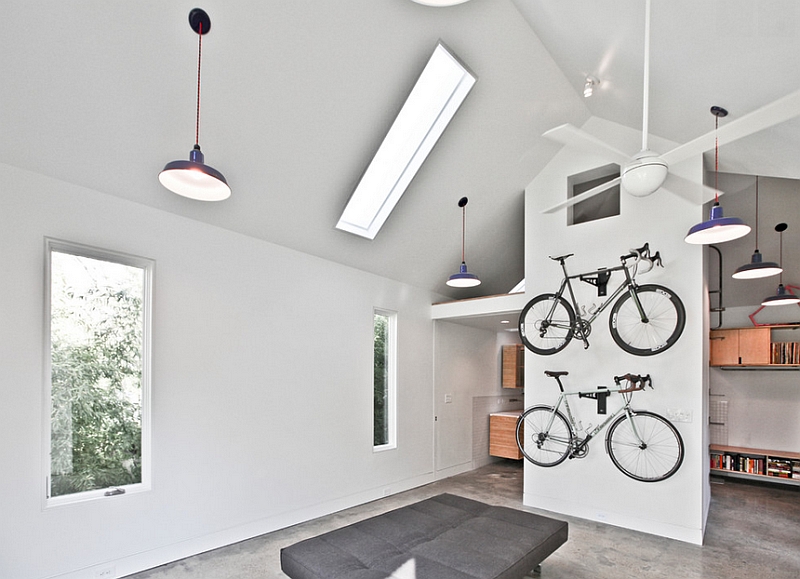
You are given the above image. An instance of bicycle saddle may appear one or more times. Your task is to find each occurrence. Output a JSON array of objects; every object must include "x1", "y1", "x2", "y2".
[
  {"x1": 548, "y1": 253, "x2": 573, "y2": 262},
  {"x1": 544, "y1": 370, "x2": 569, "y2": 377}
]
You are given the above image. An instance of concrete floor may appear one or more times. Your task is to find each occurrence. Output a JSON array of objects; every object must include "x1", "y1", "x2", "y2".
[{"x1": 127, "y1": 461, "x2": 800, "y2": 579}]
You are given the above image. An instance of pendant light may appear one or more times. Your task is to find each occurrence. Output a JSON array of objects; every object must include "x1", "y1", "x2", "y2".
[
  {"x1": 732, "y1": 177, "x2": 782, "y2": 279},
  {"x1": 761, "y1": 223, "x2": 800, "y2": 306},
  {"x1": 159, "y1": 8, "x2": 231, "y2": 201},
  {"x1": 446, "y1": 197, "x2": 481, "y2": 288},
  {"x1": 685, "y1": 107, "x2": 750, "y2": 244}
]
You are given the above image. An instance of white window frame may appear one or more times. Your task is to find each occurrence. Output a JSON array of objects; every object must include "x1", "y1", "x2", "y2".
[
  {"x1": 373, "y1": 308, "x2": 397, "y2": 452},
  {"x1": 43, "y1": 238, "x2": 153, "y2": 507}
]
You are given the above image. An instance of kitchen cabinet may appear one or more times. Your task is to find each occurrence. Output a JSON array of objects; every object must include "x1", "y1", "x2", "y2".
[
  {"x1": 489, "y1": 411, "x2": 523, "y2": 460},
  {"x1": 502, "y1": 344, "x2": 524, "y2": 388}
]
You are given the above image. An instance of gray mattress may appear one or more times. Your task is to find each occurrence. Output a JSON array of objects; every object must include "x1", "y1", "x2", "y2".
[{"x1": 280, "y1": 493, "x2": 568, "y2": 579}]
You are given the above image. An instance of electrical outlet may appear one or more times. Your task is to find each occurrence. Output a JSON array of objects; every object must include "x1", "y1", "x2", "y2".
[
  {"x1": 666, "y1": 408, "x2": 692, "y2": 423},
  {"x1": 444, "y1": 394, "x2": 453, "y2": 404},
  {"x1": 94, "y1": 566, "x2": 115, "y2": 579}
]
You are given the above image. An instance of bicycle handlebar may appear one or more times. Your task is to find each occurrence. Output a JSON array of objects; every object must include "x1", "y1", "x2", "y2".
[
  {"x1": 613, "y1": 373, "x2": 652, "y2": 393},
  {"x1": 620, "y1": 243, "x2": 663, "y2": 275}
]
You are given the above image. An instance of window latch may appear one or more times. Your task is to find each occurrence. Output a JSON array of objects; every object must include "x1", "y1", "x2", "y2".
[{"x1": 104, "y1": 488, "x2": 126, "y2": 497}]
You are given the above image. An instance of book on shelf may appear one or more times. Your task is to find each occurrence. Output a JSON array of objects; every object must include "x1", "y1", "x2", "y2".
[
  {"x1": 771, "y1": 341, "x2": 800, "y2": 364},
  {"x1": 767, "y1": 459, "x2": 793, "y2": 478}
]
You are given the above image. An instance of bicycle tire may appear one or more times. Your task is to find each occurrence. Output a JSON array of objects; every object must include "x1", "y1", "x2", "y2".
[
  {"x1": 519, "y1": 294, "x2": 576, "y2": 355},
  {"x1": 605, "y1": 410, "x2": 684, "y2": 482},
  {"x1": 516, "y1": 406, "x2": 573, "y2": 467},
  {"x1": 608, "y1": 284, "x2": 685, "y2": 356}
]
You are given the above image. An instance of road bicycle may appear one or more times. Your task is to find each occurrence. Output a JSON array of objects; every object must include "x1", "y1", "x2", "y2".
[
  {"x1": 515, "y1": 371, "x2": 684, "y2": 482},
  {"x1": 518, "y1": 243, "x2": 685, "y2": 356}
]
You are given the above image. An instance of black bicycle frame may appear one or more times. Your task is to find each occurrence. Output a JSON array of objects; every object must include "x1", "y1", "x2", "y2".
[{"x1": 547, "y1": 254, "x2": 649, "y2": 349}]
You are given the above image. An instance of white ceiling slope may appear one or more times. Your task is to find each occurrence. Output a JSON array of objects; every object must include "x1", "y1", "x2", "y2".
[{"x1": 2, "y1": 1, "x2": 798, "y2": 299}]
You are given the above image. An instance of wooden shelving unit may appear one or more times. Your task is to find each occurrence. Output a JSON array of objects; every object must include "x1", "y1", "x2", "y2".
[
  {"x1": 710, "y1": 444, "x2": 800, "y2": 486},
  {"x1": 502, "y1": 344, "x2": 524, "y2": 389},
  {"x1": 710, "y1": 325, "x2": 800, "y2": 369}
]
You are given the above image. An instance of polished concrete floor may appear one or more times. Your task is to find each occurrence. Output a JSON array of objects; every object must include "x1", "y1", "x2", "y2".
[{"x1": 127, "y1": 461, "x2": 800, "y2": 579}]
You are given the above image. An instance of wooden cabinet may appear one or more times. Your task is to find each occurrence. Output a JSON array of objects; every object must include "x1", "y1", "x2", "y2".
[
  {"x1": 489, "y1": 412, "x2": 523, "y2": 460},
  {"x1": 502, "y1": 344, "x2": 524, "y2": 388},
  {"x1": 710, "y1": 444, "x2": 800, "y2": 486},
  {"x1": 710, "y1": 328, "x2": 770, "y2": 366}
]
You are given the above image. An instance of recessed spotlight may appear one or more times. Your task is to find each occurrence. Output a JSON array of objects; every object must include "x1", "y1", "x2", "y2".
[{"x1": 500, "y1": 320, "x2": 510, "y2": 324}]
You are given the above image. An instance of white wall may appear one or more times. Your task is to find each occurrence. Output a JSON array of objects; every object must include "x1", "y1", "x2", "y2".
[
  {"x1": 522, "y1": 117, "x2": 708, "y2": 544},
  {"x1": 433, "y1": 321, "x2": 505, "y2": 477},
  {"x1": 0, "y1": 163, "x2": 438, "y2": 579}
]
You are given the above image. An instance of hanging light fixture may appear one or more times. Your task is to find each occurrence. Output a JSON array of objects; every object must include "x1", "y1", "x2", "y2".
[
  {"x1": 762, "y1": 223, "x2": 800, "y2": 306},
  {"x1": 446, "y1": 197, "x2": 480, "y2": 288},
  {"x1": 159, "y1": 8, "x2": 231, "y2": 201},
  {"x1": 732, "y1": 176, "x2": 782, "y2": 279},
  {"x1": 685, "y1": 106, "x2": 750, "y2": 244}
]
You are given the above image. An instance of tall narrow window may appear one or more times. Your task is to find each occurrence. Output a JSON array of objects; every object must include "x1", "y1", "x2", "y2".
[
  {"x1": 373, "y1": 309, "x2": 396, "y2": 450},
  {"x1": 46, "y1": 240, "x2": 152, "y2": 505}
]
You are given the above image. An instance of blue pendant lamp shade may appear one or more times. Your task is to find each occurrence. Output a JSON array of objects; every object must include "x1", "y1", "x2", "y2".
[
  {"x1": 159, "y1": 9, "x2": 231, "y2": 201},
  {"x1": 685, "y1": 106, "x2": 750, "y2": 245},
  {"x1": 761, "y1": 223, "x2": 800, "y2": 306},
  {"x1": 732, "y1": 177, "x2": 782, "y2": 279},
  {"x1": 447, "y1": 197, "x2": 481, "y2": 288}
]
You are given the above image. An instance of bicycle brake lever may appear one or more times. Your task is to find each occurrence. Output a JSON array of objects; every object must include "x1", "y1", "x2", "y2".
[{"x1": 651, "y1": 251, "x2": 663, "y2": 268}]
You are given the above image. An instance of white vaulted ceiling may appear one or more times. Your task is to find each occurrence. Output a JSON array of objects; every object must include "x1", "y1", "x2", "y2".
[{"x1": 2, "y1": 1, "x2": 798, "y2": 298}]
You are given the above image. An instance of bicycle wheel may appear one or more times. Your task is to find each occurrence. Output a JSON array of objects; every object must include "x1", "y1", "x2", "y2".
[
  {"x1": 516, "y1": 406, "x2": 573, "y2": 467},
  {"x1": 609, "y1": 284, "x2": 685, "y2": 356},
  {"x1": 519, "y1": 294, "x2": 575, "y2": 355},
  {"x1": 606, "y1": 410, "x2": 684, "y2": 482}
]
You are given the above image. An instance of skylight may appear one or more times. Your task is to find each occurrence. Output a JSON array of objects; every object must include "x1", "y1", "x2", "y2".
[{"x1": 336, "y1": 42, "x2": 477, "y2": 239}]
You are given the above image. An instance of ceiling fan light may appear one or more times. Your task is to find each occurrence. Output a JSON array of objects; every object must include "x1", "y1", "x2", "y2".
[
  {"x1": 685, "y1": 203, "x2": 751, "y2": 245},
  {"x1": 159, "y1": 146, "x2": 231, "y2": 201},
  {"x1": 761, "y1": 284, "x2": 800, "y2": 306},
  {"x1": 621, "y1": 154, "x2": 668, "y2": 197},
  {"x1": 732, "y1": 250, "x2": 782, "y2": 279},
  {"x1": 447, "y1": 262, "x2": 481, "y2": 288}
]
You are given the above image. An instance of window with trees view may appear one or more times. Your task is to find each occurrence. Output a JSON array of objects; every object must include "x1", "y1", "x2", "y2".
[
  {"x1": 373, "y1": 309, "x2": 396, "y2": 450},
  {"x1": 46, "y1": 240, "x2": 152, "y2": 504}
]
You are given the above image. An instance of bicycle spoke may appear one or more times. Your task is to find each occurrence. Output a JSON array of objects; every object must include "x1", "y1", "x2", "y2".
[
  {"x1": 609, "y1": 285, "x2": 685, "y2": 356},
  {"x1": 519, "y1": 294, "x2": 575, "y2": 355},
  {"x1": 606, "y1": 411, "x2": 684, "y2": 482},
  {"x1": 517, "y1": 406, "x2": 573, "y2": 467}
]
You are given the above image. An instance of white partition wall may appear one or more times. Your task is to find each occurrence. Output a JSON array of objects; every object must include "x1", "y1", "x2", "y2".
[{"x1": 522, "y1": 117, "x2": 710, "y2": 544}]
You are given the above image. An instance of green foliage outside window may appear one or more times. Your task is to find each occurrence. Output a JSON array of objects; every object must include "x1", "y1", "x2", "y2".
[
  {"x1": 373, "y1": 313, "x2": 388, "y2": 446},
  {"x1": 50, "y1": 252, "x2": 145, "y2": 497}
]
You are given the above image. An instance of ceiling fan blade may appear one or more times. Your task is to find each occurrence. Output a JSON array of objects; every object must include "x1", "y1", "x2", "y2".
[
  {"x1": 661, "y1": 173, "x2": 719, "y2": 205},
  {"x1": 662, "y1": 89, "x2": 800, "y2": 166},
  {"x1": 543, "y1": 124, "x2": 631, "y2": 167},
  {"x1": 541, "y1": 176, "x2": 621, "y2": 214}
]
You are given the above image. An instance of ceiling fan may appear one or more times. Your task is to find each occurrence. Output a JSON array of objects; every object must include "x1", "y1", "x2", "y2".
[{"x1": 542, "y1": 0, "x2": 800, "y2": 214}]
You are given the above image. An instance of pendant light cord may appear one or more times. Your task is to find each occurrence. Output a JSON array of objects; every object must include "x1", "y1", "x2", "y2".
[
  {"x1": 195, "y1": 21, "x2": 203, "y2": 147},
  {"x1": 714, "y1": 115, "x2": 719, "y2": 204},
  {"x1": 754, "y1": 176, "x2": 759, "y2": 250},
  {"x1": 461, "y1": 205, "x2": 466, "y2": 263}
]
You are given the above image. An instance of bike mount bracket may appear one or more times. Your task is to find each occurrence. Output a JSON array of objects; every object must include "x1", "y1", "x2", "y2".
[
  {"x1": 580, "y1": 268, "x2": 611, "y2": 296},
  {"x1": 579, "y1": 386, "x2": 610, "y2": 414}
]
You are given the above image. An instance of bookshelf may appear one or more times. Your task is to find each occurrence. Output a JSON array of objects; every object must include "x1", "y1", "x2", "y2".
[
  {"x1": 710, "y1": 444, "x2": 800, "y2": 486},
  {"x1": 710, "y1": 325, "x2": 800, "y2": 369}
]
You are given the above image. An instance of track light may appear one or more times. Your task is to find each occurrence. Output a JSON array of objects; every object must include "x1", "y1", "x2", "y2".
[{"x1": 583, "y1": 76, "x2": 599, "y2": 98}]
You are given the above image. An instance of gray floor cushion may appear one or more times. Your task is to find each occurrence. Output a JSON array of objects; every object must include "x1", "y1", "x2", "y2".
[{"x1": 280, "y1": 493, "x2": 568, "y2": 579}]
